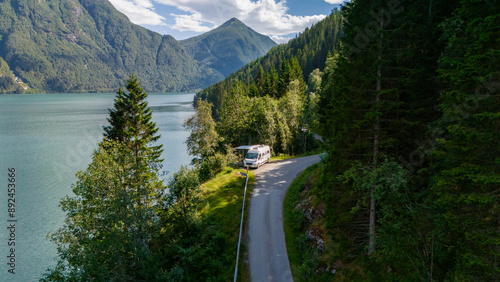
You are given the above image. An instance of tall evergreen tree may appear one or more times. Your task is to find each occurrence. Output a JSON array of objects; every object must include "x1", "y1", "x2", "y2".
[
  {"x1": 319, "y1": 0, "x2": 398, "y2": 256},
  {"x1": 277, "y1": 57, "x2": 305, "y2": 98},
  {"x1": 249, "y1": 65, "x2": 266, "y2": 97},
  {"x1": 264, "y1": 68, "x2": 279, "y2": 98},
  {"x1": 104, "y1": 74, "x2": 163, "y2": 167},
  {"x1": 44, "y1": 77, "x2": 166, "y2": 281}
]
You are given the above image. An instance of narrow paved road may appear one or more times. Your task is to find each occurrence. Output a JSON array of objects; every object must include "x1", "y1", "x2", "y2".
[{"x1": 247, "y1": 155, "x2": 321, "y2": 281}]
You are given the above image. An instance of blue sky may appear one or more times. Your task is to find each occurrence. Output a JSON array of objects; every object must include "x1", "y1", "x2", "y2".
[{"x1": 109, "y1": 0, "x2": 345, "y2": 43}]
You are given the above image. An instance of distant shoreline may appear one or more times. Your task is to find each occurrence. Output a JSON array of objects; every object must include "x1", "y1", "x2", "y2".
[{"x1": 0, "y1": 91, "x2": 198, "y2": 96}]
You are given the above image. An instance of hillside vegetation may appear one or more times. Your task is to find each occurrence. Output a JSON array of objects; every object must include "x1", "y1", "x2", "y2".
[
  {"x1": 196, "y1": 10, "x2": 343, "y2": 111},
  {"x1": 0, "y1": 56, "x2": 19, "y2": 93}
]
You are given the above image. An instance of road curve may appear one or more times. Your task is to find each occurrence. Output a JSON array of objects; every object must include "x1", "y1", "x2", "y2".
[{"x1": 247, "y1": 155, "x2": 321, "y2": 281}]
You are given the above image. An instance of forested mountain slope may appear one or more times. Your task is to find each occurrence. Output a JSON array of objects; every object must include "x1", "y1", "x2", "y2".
[
  {"x1": 195, "y1": 9, "x2": 343, "y2": 111},
  {"x1": 0, "y1": 0, "x2": 223, "y2": 93},
  {"x1": 180, "y1": 18, "x2": 277, "y2": 77}
]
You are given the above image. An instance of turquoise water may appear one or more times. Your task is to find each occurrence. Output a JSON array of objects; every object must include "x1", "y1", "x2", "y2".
[{"x1": 0, "y1": 93, "x2": 195, "y2": 281}]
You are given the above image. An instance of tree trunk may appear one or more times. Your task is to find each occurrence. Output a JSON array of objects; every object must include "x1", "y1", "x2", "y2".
[
  {"x1": 368, "y1": 186, "x2": 376, "y2": 255},
  {"x1": 368, "y1": 18, "x2": 383, "y2": 256}
]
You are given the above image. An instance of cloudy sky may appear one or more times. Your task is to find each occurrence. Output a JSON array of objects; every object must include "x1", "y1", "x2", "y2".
[{"x1": 109, "y1": 0, "x2": 344, "y2": 43}]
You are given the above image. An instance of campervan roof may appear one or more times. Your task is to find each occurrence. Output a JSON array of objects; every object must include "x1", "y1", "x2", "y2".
[
  {"x1": 247, "y1": 145, "x2": 267, "y2": 150},
  {"x1": 235, "y1": 145, "x2": 254, "y2": 150}
]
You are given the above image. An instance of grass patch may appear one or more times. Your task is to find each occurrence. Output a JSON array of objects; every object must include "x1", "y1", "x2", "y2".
[
  {"x1": 198, "y1": 167, "x2": 255, "y2": 281},
  {"x1": 270, "y1": 150, "x2": 326, "y2": 162},
  {"x1": 271, "y1": 153, "x2": 297, "y2": 161}
]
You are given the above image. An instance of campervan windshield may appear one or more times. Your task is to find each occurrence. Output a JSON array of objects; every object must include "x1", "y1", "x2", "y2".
[{"x1": 246, "y1": 152, "x2": 258, "y2": 159}]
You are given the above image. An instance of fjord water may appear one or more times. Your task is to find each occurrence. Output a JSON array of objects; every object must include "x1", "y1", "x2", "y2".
[{"x1": 0, "y1": 93, "x2": 194, "y2": 281}]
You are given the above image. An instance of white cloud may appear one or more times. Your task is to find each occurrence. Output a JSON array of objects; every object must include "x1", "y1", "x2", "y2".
[
  {"x1": 170, "y1": 13, "x2": 212, "y2": 32},
  {"x1": 111, "y1": 0, "x2": 328, "y2": 40},
  {"x1": 324, "y1": 0, "x2": 345, "y2": 4},
  {"x1": 270, "y1": 34, "x2": 294, "y2": 44},
  {"x1": 109, "y1": 0, "x2": 166, "y2": 25},
  {"x1": 155, "y1": 0, "x2": 327, "y2": 36}
]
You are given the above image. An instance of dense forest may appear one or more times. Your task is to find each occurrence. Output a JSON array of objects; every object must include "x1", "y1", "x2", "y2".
[
  {"x1": 315, "y1": 0, "x2": 499, "y2": 279},
  {"x1": 194, "y1": 0, "x2": 500, "y2": 279}
]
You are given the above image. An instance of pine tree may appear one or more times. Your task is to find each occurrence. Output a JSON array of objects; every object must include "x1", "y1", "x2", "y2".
[
  {"x1": 319, "y1": 0, "x2": 393, "y2": 256},
  {"x1": 44, "y1": 76, "x2": 166, "y2": 281},
  {"x1": 277, "y1": 57, "x2": 305, "y2": 98},
  {"x1": 104, "y1": 74, "x2": 163, "y2": 168},
  {"x1": 264, "y1": 68, "x2": 279, "y2": 98},
  {"x1": 249, "y1": 65, "x2": 265, "y2": 97}
]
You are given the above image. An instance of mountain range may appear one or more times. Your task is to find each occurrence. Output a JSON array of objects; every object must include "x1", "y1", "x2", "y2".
[{"x1": 0, "y1": 0, "x2": 276, "y2": 93}]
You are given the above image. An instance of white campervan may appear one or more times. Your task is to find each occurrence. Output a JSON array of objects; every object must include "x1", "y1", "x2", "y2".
[{"x1": 243, "y1": 145, "x2": 271, "y2": 168}]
